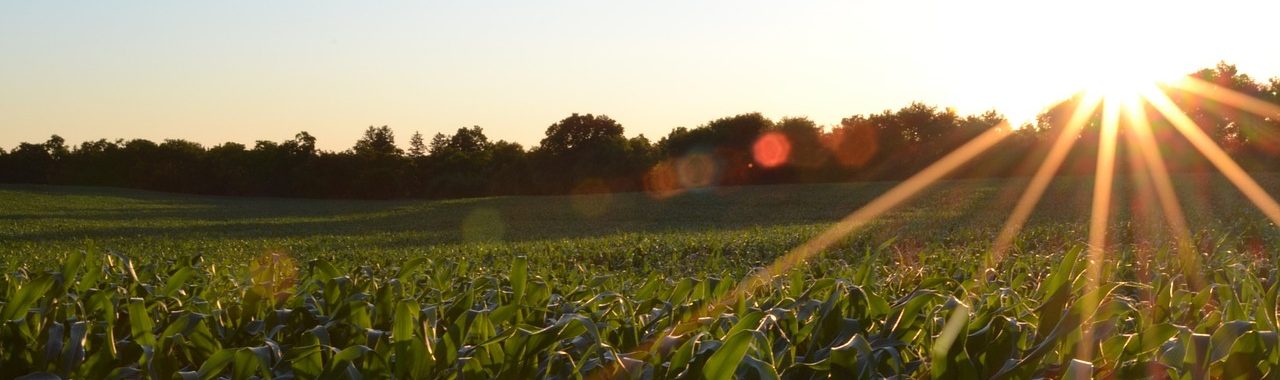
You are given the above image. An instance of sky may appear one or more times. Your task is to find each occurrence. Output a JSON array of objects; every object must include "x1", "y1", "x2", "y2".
[{"x1": 3, "y1": 1, "x2": 1278, "y2": 151}]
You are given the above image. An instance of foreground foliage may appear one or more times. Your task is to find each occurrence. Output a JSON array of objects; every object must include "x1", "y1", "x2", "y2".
[{"x1": 3, "y1": 239, "x2": 1278, "y2": 379}]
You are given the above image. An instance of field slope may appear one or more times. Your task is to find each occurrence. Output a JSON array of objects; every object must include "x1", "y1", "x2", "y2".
[{"x1": 2, "y1": 174, "x2": 1279, "y2": 378}]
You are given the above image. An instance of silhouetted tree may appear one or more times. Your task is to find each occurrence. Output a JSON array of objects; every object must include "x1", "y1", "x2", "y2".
[
  {"x1": 348, "y1": 126, "x2": 406, "y2": 198},
  {"x1": 775, "y1": 117, "x2": 826, "y2": 168},
  {"x1": 534, "y1": 114, "x2": 632, "y2": 193},
  {"x1": 658, "y1": 113, "x2": 774, "y2": 186},
  {"x1": 4, "y1": 141, "x2": 56, "y2": 183},
  {"x1": 487, "y1": 140, "x2": 532, "y2": 195},
  {"x1": 353, "y1": 125, "x2": 402, "y2": 157},
  {"x1": 3, "y1": 62, "x2": 1276, "y2": 199},
  {"x1": 408, "y1": 131, "x2": 426, "y2": 158},
  {"x1": 204, "y1": 142, "x2": 249, "y2": 194},
  {"x1": 292, "y1": 131, "x2": 317, "y2": 156},
  {"x1": 423, "y1": 126, "x2": 495, "y2": 197}
]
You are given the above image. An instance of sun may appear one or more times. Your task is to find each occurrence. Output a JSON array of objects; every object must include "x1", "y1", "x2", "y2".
[
  {"x1": 1081, "y1": 65, "x2": 1164, "y2": 105},
  {"x1": 1071, "y1": 32, "x2": 1183, "y2": 109},
  {"x1": 1069, "y1": 1, "x2": 1190, "y2": 106}
]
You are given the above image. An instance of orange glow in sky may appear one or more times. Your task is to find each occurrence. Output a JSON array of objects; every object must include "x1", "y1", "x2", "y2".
[{"x1": 2, "y1": 1, "x2": 1277, "y2": 150}]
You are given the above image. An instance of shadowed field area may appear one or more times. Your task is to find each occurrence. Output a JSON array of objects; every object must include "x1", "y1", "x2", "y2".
[{"x1": 2, "y1": 173, "x2": 1274, "y2": 272}]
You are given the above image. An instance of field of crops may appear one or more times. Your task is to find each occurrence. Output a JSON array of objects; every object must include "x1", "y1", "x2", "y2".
[{"x1": 3, "y1": 174, "x2": 1280, "y2": 379}]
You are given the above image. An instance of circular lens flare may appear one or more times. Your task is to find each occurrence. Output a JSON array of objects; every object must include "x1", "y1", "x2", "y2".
[
  {"x1": 676, "y1": 153, "x2": 718, "y2": 189},
  {"x1": 571, "y1": 179, "x2": 613, "y2": 217},
  {"x1": 752, "y1": 132, "x2": 791, "y2": 168}
]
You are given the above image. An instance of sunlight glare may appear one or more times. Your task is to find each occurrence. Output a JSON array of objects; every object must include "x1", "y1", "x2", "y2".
[
  {"x1": 1171, "y1": 76, "x2": 1280, "y2": 119},
  {"x1": 592, "y1": 123, "x2": 1013, "y2": 380},
  {"x1": 1078, "y1": 99, "x2": 1121, "y2": 363},
  {"x1": 927, "y1": 0, "x2": 1201, "y2": 129},
  {"x1": 731, "y1": 123, "x2": 1010, "y2": 296},
  {"x1": 989, "y1": 94, "x2": 1102, "y2": 265},
  {"x1": 1080, "y1": 54, "x2": 1169, "y2": 104},
  {"x1": 1120, "y1": 96, "x2": 1204, "y2": 290},
  {"x1": 1143, "y1": 88, "x2": 1280, "y2": 227}
]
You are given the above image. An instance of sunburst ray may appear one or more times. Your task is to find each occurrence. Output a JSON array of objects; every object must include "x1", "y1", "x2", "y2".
[
  {"x1": 1122, "y1": 96, "x2": 1205, "y2": 290},
  {"x1": 730, "y1": 124, "x2": 1011, "y2": 296},
  {"x1": 988, "y1": 95, "x2": 1102, "y2": 268},
  {"x1": 1078, "y1": 99, "x2": 1121, "y2": 362},
  {"x1": 587, "y1": 123, "x2": 1011, "y2": 379},
  {"x1": 1143, "y1": 88, "x2": 1280, "y2": 227},
  {"x1": 1171, "y1": 76, "x2": 1280, "y2": 119}
]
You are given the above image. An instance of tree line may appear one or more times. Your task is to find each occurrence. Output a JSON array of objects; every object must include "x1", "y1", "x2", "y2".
[{"x1": 2, "y1": 63, "x2": 1278, "y2": 199}]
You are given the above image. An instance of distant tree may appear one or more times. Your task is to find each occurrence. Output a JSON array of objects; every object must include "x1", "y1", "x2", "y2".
[
  {"x1": 705, "y1": 113, "x2": 774, "y2": 151},
  {"x1": 540, "y1": 114, "x2": 624, "y2": 155},
  {"x1": 204, "y1": 142, "x2": 249, "y2": 194},
  {"x1": 349, "y1": 126, "x2": 407, "y2": 198},
  {"x1": 408, "y1": 131, "x2": 426, "y2": 158},
  {"x1": 4, "y1": 141, "x2": 55, "y2": 183},
  {"x1": 534, "y1": 114, "x2": 630, "y2": 192},
  {"x1": 45, "y1": 135, "x2": 69, "y2": 159},
  {"x1": 958, "y1": 110, "x2": 1005, "y2": 135},
  {"x1": 657, "y1": 113, "x2": 774, "y2": 185},
  {"x1": 487, "y1": 140, "x2": 532, "y2": 195},
  {"x1": 9, "y1": 61, "x2": 1280, "y2": 200},
  {"x1": 145, "y1": 139, "x2": 206, "y2": 192},
  {"x1": 824, "y1": 114, "x2": 878, "y2": 172},
  {"x1": 660, "y1": 113, "x2": 773, "y2": 155},
  {"x1": 892, "y1": 102, "x2": 953, "y2": 143},
  {"x1": 626, "y1": 134, "x2": 657, "y2": 169},
  {"x1": 65, "y1": 139, "x2": 126, "y2": 186},
  {"x1": 1268, "y1": 77, "x2": 1280, "y2": 104},
  {"x1": 448, "y1": 126, "x2": 493, "y2": 154},
  {"x1": 773, "y1": 116, "x2": 827, "y2": 169},
  {"x1": 628, "y1": 134, "x2": 652, "y2": 153},
  {"x1": 1183, "y1": 63, "x2": 1274, "y2": 156},
  {"x1": 1193, "y1": 62, "x2": 1263, "y2": 93},
  {"x1": 291, "y1": 131, "x2": 317, "y2": 156},
  {"x1": 353, "y1": 125, "x2": 402, "y2": 157},
  {"x1": 428, "y1": 133, "x2": 449, "y2": 155},
  {"x1": 422, "y1": 126, "x2": 498, "y2": 197},
  {"x1": 75, "y1": 139, "x2": 118, "y2": 154}
]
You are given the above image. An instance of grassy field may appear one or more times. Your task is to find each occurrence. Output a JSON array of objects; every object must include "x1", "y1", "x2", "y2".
[
  {"x1": 3, "y1": 174, "x2": 1280, "y2": 378},
  {"x1": 2, "y1": 174, "x2": 1256, "y2": 262}
]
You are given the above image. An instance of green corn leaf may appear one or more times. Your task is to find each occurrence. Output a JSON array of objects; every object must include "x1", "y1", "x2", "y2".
[
  {"x1": 1, "y1": 275, "x2": 54, "y2": 322},
  {"x1": 196, "y1": 349, "x2": 236, "y2": 380},
  {"x1": 703, "y1": 330, "x2": 755, "y2": 380},
  {"x1": 511, "y1": 255, "x2": 528, "y2": 305}
]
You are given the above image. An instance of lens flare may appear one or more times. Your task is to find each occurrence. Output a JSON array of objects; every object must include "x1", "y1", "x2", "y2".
[
  {"x1": 989, "y1": 94, "x2": 1102, "y2": 265},
  {"x1": 1121, "y1": 96, "x2": 1204, "y2": 290},
  {"x1": 824, "y1": 124, "x2": 878, "y2": 168},
  {"x1": 1144, "y1": 88, "x2": 1280, "y2": 227},
  {"x1": 589, "y1": 124, "x2": 1009, "y2": 380},
  {"x1": 1171, "y1": 76, "x2": 1280, "y2": 120},
  {"x1": 643, "y1": 161, "x2": 683, "y2": 199},
  {"x1": 461, "y1": 208, "x2": 505, "y2": 243},
  {"x1": 752, "y1": 132, "x2": 791, "y2": 168},
  {"x1": 1078, "y1": 99, "x2": 1121, "y2": 362},
  {"x1": 571, "y1": 179, "x2": 614, "y2": 218},
  {"x1": 594, "y1": 68, "x2": 1280, "y2": 379},
  {"x1": 250, "y1": 251, "x2": 297, "y2": 306},
  {"x1": 675, "y1": 152, "x2": 719, "y2": 189},
  {"x1": 730, "y1": 124, "x2": 1010, "y2": 297}
]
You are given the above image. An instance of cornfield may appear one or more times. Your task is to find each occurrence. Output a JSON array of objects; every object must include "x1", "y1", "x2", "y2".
[{"x1": 3, "y1": 239, "x2": 1277, "y2": 379}]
